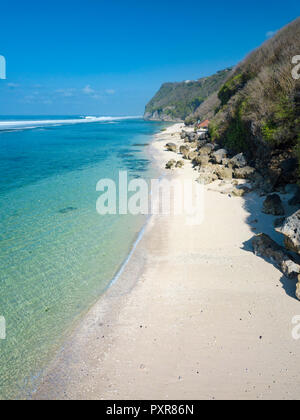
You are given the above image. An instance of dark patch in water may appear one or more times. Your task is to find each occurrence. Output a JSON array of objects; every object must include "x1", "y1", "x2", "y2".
[
  {"x1": 119, "y1": 152, "x2": 135, "y2": 158},
  {"x1": 131, "y1": 143, "x2": 149, "y2": 147},
  {"x1": 58, "y1": 207, "x2": 78, "y2": 214}
]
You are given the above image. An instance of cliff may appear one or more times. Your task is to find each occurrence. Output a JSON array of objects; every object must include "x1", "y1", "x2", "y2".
[
  {"x1": 207, "y1": 17, "x2": 300, "y2": 186},
  {"x1": 144, "y1": 68, "x2": 231, "y2": 122}
]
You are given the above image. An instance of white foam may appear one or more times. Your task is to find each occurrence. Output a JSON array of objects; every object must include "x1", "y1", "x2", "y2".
[{"x1": 0, "y1": 116, "x2": 142, "y2": 131}]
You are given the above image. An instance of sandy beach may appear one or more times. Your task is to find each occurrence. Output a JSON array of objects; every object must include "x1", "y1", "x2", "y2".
[{"x1": 34, "y1": 123, "x2": 300, "y2": 400}]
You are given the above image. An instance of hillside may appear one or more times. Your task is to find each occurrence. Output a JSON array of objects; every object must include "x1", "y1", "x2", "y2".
[
  {"x1": 144, "y1": 68, "x2": 231, "y2": 122},
  {"x1": 203, "y1": 17, "x2": 300, "y2": 186}
]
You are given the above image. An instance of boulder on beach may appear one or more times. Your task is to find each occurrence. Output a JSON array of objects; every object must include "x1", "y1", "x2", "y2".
[
  {"x1": 188, "y1": 150, "x2": 198, "y2": 161},
  {"x1": 211, "y1": 149, "x2": 227, "y2": 164},
  {"x1": 186, "y1": 132, "x2": 197, "y2": 142},
  {"x1": 197, "y1": 139, "x2": 209, "y2": 148},
  {"x1": 180, "y1": 131, "x2": 187, "y2": 140},
  {"x1": 252, "y1": 233, "x2": 300, "y2": 279},
  {"x1": 189, "y1": 141, "x2": 198, "y2": 149},
  {"x1": 197, "y1": 131, "x2": 207, "y2": 140},
  {"x1": 234, "y1": 166, "x2": 256, "y2": 180},
  {"x1": 194, "y1": 154, "x2": 210, "y2": 167},
  {"x1": 214, "y1": 164, "x2": 233, "y2": 180},
  {"x1": 198, "y1": 144, "x2": 214, "y2": 156},
  {"x1": 166, "y1": 142, "x2": 177, "y2": 152},
  {"x1": 230, "y1": 152, "x2": 247, "y2": 168},
  {"x1": 276, "y1": 210, "x2": 300, "y2": 254},
  {"x1": 231, "y1": 186, "x2": 251, "y2": 197},
  {"x1": 262, "y1": 194, "x2": 285, "y2": 216},
  {"x1": 175, "y1": 160, "x2": 184, "y2": 168},
  {"x1": 196, "y1": 166, "x2": 218, "y2": 185},
  {"x1": 179, "y1": 144, "x2": 190, "y2": 159},
  {"x1": 165, "y1": 159, "x2": 176, "y2": 169}
]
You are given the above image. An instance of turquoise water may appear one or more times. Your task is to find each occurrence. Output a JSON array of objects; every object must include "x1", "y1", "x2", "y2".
[{"x1": 0, "y1": 117, "x2": 165, "y2": 399}]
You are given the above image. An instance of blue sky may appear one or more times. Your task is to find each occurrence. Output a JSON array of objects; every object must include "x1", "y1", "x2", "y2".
[{"x1": 0, "y1": 0, "x2": 299, "y2": 116}]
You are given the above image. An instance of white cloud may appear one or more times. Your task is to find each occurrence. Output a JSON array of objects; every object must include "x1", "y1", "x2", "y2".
[
  {"x1": 105, "y1": 89, "x2": 115, "y2": 95},
  {"x1": 82, "y1": 85, "x2": 95, "y2": 95},
  {"x1": 266, "y1": 30, "x2": 277, "y2": 38},
  {"x1": 7, "y1": 82, "x2": 19, "y2": 89},
  {"x1": 91, "y1": 94, "x2": 102, "y2": 100},
  {"x1": 56, "y1": 88, "x2": 76, "y2": 97}
]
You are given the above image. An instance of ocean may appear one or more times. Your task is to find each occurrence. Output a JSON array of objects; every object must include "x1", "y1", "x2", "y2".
[{"x1": 0, "y1": 116, "x2": 166, "y2": 399}]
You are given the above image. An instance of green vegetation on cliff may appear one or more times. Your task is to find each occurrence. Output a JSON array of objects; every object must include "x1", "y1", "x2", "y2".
[
  {"x1": 144, "y1": 68, "x2": 231, "y2": 121},
  {"x1": 204, "y1": 17, "x2": 300, "y2": 183},
  {"x1": 209, "y1": 18, "x2": 300, "y2": 156}
]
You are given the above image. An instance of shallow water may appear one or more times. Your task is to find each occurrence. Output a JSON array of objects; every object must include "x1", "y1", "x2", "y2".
[{"x1": 0, "y1": 117, "x2": 166, "y2": 399}]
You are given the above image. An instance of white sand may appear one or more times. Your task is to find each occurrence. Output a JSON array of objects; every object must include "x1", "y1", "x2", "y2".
[{"x1": 34, "y1": 124, "x2": 300, "y2": 400}]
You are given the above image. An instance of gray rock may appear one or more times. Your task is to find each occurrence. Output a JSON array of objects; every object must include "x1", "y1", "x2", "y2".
[
  {"x1": 197, "y1": 165, "x2": 218, "y2": 185},
  {"x1": 187, "y1": 132, "x2": 196, "y2": 142},
  {"x1": 276, "y1": 210, "x2": 300, "y2": 254},
  {"x1": 214, "y1": 164, "x2": 233, "y2": 180},
  {"x1": 262, "y1": 194, "x2": 285, "y2": 216},
  {"x1": 188, "y1": 150, "x2": 198, "y2": 161},
  {"x1": 196, "y1": 171, "x2": 218, "y2": 185},
  {"x1": 166, "y1": 142, "x2": 177, "y2": 152},
  {"x1": 199, "y1": 144, "x2": 214, "y2": 156},
  {"x1": 221, "y1": 158, "x2": 230, "y2": 166},
  {"x1": 197, "y1": 132, "x2": 207, "y2": 140},
  {"x1": 231, "y1": 186, "x2": 251, "y2": 197},
  {"x1": 194, "y1": 154, "x2": 210, "y2": 167},
  {"x1": 165, "y1": 159, "x2": 176, "y2": 169},
  {"x1": 175, "y1": 160, "x2": 184, "y2": 168},
  {"x1": 234, "y1": 166, "x2": 256, "y2": 180},
  {"x1": 180, "y1": 131, "x2": 187, "y2": 140},
  {"x1": 230, "y1": 152, "x2": 247, "y2": 168},
  {"x1": 211, "y1": 148, "x2": 227, "y2": 164},
  {"x1": 197, "y1": 139, "x2": 209, "y2": 148},
  {"x1": 179, "y1": 144, "x2": 190, "y2": 159},
  {"x1": 252, "y1": 233, "x2": 300, "y2": 279}
]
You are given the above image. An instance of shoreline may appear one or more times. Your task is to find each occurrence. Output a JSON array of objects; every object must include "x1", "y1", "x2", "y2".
[{"x1": 34, "y1": 123, "x2": 300, "y2": 400}]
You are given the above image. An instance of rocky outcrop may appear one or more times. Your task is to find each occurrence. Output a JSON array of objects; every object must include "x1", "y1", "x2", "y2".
[
  {"x1": 175, "y1": 160, "x2": 184, "y2": 168},
  {"x1": 262, "y1": 194, "x2": 285, "y2": 216},
  {"x1": 232, "y1": 186, "x2": 251, "y2": 197},
  {"x1": 144, "y1": 68, "x2": 231, "y2": 121},
  {"x1": 234, "y1": 166, "x2": 256, "y2": 180},
  {"x1": 166, "y1": 143, "x2": 177, "y2": 152},
  {"x1": 211, "y1": 149, "x2": 227, "y2": 164},
  {"x1": 252, "y1": 233, "x2": 300, "y2": 279},
  {"x1": 188, "y1": 150, "x2": 198, "y2": 161},
  {"x1": 214, "y1": 164, "x2": 233, "y2": 180},
  {"x1": 230, "y1": 153, "x2": 247, "y2": 168},
  {"x1": 198, "y1": 144, "x2": 214, "y2": 156},
  {"x1": 196, "y1": 165, "x2": 218, "y2": 184},
  {"x1": 276, "y1": 210, "x2": 300, "y2": 254},
  {"x1": 165, "y1": 159, "x2": 176, "y2": 169},
  {"x1": 179, "y1": 145, "x2": 190, "y2": 159},
  {"x1": 194, "y1": 154, "x2": 210, "y2": 167}
]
